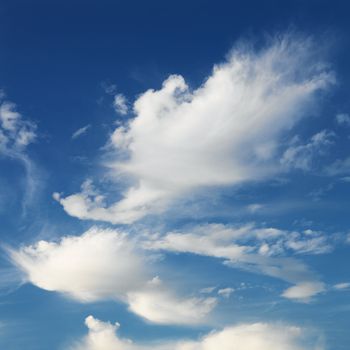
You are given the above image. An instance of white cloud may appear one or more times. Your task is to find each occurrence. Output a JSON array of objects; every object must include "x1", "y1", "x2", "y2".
[
  {"x1": 70, "y1": 316, "x2": 137, "y2": 350},
  {"x1": 144, "y1": 223, "x2": 329, "y2": 301},
  {"x1": 335, "y1": 113, "x2": 350, "y2": 126},
  {"x1": 281, "y1": 130, "x2": 334, "y2": 171},
  {"x1": 70, "y1": 316, "x2": 324, "y2": 350},
  {"x1": 0, "y1": 101, "x2": 36, "y2": 150},
  {"x1": 177, "y1": 323, "x2": 322, "y2": 350},
  {"x1": 114, "y1": 94, "x2": 129, "y2": 115},
  {"x1": 127, "y1": 277, "x2": 217, "y2": 325},
  {"x1": 333, "y1": 282, "x2": 350, "y2": 290},
  {"x1": 72, "y1": 124, "x2": 91, "y2": 139},
  {"x1": 8, "y1": 227, "x2": 215, "y2": 325},
  {"x1": 217, "y1": 287, "x2": 235, "y2": 298},
  {"x1": 8, "y1": 227, "x2": 146, "y2": 302},
  {"x1": 282, "y1": 282, "x2": 325, "y2": 302},
  {"x1": 58, "y1": 35, "x2": 334, "y2": 224}
]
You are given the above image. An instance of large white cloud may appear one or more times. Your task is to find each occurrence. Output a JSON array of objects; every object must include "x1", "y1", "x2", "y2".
[
  {"x1": 56, "y1": 34, "x2": 334, "y2": 224},
  {"x1": 8, "y1": 227, "x2": 216, "y2": 325},
  {"x1": 70, "y1": 315, "x2": 323, "y2": 350},
  {"x1": 9, "y1": 227, "x2": 146, "y2": 302}
]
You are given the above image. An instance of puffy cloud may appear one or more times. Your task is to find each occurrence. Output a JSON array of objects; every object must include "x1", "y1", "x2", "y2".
[
  {"x1": 8, "y1": 227, "x2": 215, "y2": 325},
  {"x1": 58, "y1": 35, "x2": 334, "y2": 224},
  {"x1": 144, "y1": 224, "x2": 330, "y2": 301},
  {"x1": 8, "y1": 227, "x2": 146, "y2": 302},
  {"x1": 70, "y1": 316, "x2": 323, "y2": 350},
  {"x1": 72, "y1": 124, "x2": 91, "y2": 139},
  {"x1": 282, "y1": 282, "x2": 325, "y2": 301},
  {"x1": 177, "y1": 323, "x2": 322, "y2": 350}
]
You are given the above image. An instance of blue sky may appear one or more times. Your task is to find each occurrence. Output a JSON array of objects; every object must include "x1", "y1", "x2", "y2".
[{"x1": 1, "y1": 1, "x2": 350, "y2": 349}]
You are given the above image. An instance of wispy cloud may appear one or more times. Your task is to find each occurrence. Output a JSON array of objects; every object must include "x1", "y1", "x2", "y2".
[
  {"x1": 113, "y1": 94, "x2": 128, "y2": 115},
  {"x1": 336, "y1": 113, "x2": 350, "y2": 126},
  {"x1": 143, "y1": 223, "x2": 334, "y2": 302},
  {"x1": 72, "y1": 124, "x2": 91, "y2": 139},
  {"x1": 0, "y1": 97, "x2": 40, "y2": 213},
  {"x1": 281, "y1": 130, "x2": 335, "y2": 171}
]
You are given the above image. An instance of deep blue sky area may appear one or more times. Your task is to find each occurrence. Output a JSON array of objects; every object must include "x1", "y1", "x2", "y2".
[{"x1": 0, "y1": 1, "x2": 350, "y2": 350}]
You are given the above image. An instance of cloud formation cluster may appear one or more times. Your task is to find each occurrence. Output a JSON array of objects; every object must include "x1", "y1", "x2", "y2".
[
  {"x1": 144, "y1": 223, "x2": 330, "y2": 301},
  {"x1": 9, "y1": 222, "x2": 333, "y2": 309},
  {"x1": 3, "y1": 33, "x2": 342, "y2": 349},
  {"x1": 70, "y1": 315, "x2": 323, "y2": 350},
  {"x1": 8, "y1": 227, "x2": 216, "y2": 325},
  {"x1": 57, "y1": 35, "x2": 334, "y2": 224}
]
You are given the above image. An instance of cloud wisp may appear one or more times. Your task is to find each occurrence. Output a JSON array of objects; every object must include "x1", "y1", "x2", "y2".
[
  {"x1": 72, "y1": 124, "x2": 91, "y2": 139},
  {"x1": 144, "y1": 223, "x2": 331, "y2": 302},
  {"x1": 0, "y1": 98, "x2": 39, "y2": 212},
  {"x1": 56, "y1": 34, "x2": 335, "y2": 224}
]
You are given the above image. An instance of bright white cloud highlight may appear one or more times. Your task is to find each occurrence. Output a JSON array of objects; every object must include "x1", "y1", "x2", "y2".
[
  {"x1": 70, "y1": 315, "x2": 324, "y2": 350},
  {"x1": 57, "y1": 35, "x2": 334, "y2": 224},
  {"x1": 8, "y1": 227, "x2": 216, "y2": 325}
]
